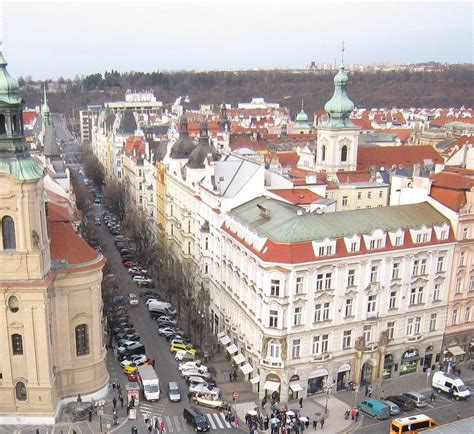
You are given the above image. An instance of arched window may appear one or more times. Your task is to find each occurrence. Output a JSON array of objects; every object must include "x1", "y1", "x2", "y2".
[
  {"x1": 75, "y1": 324, "x2": 89, "y2": 356},
  {"x1": 11, "y1": 334, "x2": 23, "y2": 355},
  {"x1": 321, "y1": 145, "x2": 326, "y2": 162},
  {"x1": 0, "y1": 114, "x2": 6, "y2": 135},
  {"x1": 2, "y1": 216, "x2": 16, "y2": 250},
  {"x1": 341, "y1": 145, "x2": 348, "y2": 162},
  {"x1": 15, "y1": 381, "x2": 27, "y2": 401}
]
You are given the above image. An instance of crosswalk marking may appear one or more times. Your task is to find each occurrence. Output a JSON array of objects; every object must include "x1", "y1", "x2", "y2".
[
  {"x1": 165, "y1": 416, "x2": 173, "y2": 431},
  {"x1": 212, "y1": 412, "x2": 224, "y2": 429},
  {"x1": 206, "y1": 413, "x2": 217, "y2": 429}
]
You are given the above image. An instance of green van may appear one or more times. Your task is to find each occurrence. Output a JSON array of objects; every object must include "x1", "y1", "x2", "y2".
[{"x1": 358, "y1": 399, "x2": 391, "y2": 420}]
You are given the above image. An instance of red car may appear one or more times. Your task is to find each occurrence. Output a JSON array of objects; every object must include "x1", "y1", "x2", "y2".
[
  {"x1": 128, "y1": 372, "x2": 139, "y2": 382},
  {"x1": 123, "y1": 260, "x2": 144, "y2": 268}
]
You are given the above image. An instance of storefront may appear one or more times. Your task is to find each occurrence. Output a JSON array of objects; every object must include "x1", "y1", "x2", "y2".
[
  {"x1": 264, "y1": 374, "x2": 281, "y2": 400},
  {"x1": 383, "y1": 354, "x2": 394, "y2": 379},
  {"x1": 307, "y1": 368, "x2": 328, "y2": 395},
  {"x1": 400, "y1": 349, "x2": 419, "y2": 375},
  {"x1": 288, "y1": 375, "x2": 303, "y2": 400},
  {"x1": 423, "y1": 346, "x2": 434, "y2": 372},
  {"x1": 336, "y1": 363, "x2": 351, "y2": 391}
]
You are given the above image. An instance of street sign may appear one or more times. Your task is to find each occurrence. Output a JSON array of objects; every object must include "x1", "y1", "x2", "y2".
[{"x1": 232, "y1": 391, "x2": 239, "y2": 400}]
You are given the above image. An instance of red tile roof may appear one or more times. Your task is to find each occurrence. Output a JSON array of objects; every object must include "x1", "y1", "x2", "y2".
[
  {"x1": 22, "y1": 111, "x2": 38, "y2": 124},
  {"x1": 357, "y1": 145, "x2": 443, "y2": 170},
  {"x1": 350, "y1": 117, "x2": 373, "y2": 130},
  {"x1": 336, "y1": 171, "x2": 371, "y2": 183},
  {"x1": 48, "y1": 222, "x2": 100, "y2": 266},
  {"x1": 229, "y1": 134, "x2": 268, "y2": 152},
  {"x1": 47, "y1": 202, "x2": 71, "y2": 222},
  {"x1": 430, "y1": 171, "x2": 474, "y2": 211},
  {"x1": 269, "y1": 188, "x2": 324, "y2": 205},
  {"x1": 378, "y1": 128, "x2": 412, "y2": 143},
  {"x1": 265, "y1": 151, "x2": 299, "y2": 167},
  {"x1": 124, "y1": 136, "x2": 146, "y2": 157}
]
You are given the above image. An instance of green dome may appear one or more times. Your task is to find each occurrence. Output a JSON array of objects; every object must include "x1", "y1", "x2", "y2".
[
  {"x1": 323, "y1": 66, "x2": 355, "y2": 128},
  {"x1": 296, "y1": 108, "x2": 309, "y2": 123},
  {"x1": 0, "y1": 52, "x2": 22, "y2": 105}
]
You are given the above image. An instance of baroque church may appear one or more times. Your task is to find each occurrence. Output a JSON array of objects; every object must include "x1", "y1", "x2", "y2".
[{"x1": 0, "y1": 50, "x2": 108, "y2": 424}]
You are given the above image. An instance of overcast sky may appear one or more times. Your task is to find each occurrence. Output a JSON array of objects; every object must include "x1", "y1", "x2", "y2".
[{"x1": 1, "y1": 0, "x2": 472, "y2": 79}]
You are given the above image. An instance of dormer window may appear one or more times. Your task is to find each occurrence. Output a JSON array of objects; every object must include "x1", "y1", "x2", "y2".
[
  {"x1": 318, "y1": 245, "x2": 333, "y2": 256},
  {"x1": 369, "y1": 238, "x2": 384, "y2": 250}
]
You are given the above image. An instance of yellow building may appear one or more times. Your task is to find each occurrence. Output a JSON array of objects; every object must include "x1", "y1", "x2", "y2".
[{"x1": 0, "y1": 50, "x2": 108, "y2": 424}]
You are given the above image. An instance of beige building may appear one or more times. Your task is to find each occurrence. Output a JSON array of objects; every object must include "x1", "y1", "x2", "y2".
[{"x1": 0, "y1": 51, "x2": 108, "y2": 424}]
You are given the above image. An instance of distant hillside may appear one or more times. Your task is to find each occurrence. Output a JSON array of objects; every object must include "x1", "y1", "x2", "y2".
[{"x1": 19, "y1": 66, "x2": 473, "y2": 119}]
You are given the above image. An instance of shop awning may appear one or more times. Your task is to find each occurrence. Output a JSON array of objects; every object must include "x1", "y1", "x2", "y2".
[
  {"x1": 448, "y1": 345, "x2": 466, "y2": 357},
  {"x1": 250, "y1": 376, "x2": 260, "y2": 384},
  {"x1": 233, "y1": 353, "x2": 246, "y2": 364},
  {"x1": 217, "y1": 331, "x2": 226, "y2": 338},
  {"x1": 226, "y1": 343, "x2": 238, "y2": 354},
  {"x1": 384, "y1": 360, "x2": 394, "y2": 368},
  {"x1": 219, "y1": 335, "x2": 231, "y2": 345},
  {"x1": 264, "y1": 380, "x2": 280, "y2": 391},
  {"x1": 240, "y1": 363, "x2": 253, "y2": 375},
  {"x1": 289, "y1": 383, "x2": 303, "y2": 392}
]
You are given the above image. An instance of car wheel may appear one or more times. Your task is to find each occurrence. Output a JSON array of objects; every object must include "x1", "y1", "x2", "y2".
[{"x1": 455, "y1": 395, "x2": 460, "y2": 400}]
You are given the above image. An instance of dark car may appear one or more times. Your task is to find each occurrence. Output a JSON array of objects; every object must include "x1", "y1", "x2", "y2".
[
  {"x1": 386, "y1": 395, "x2": 415, "y2": 411},
  {"x1": 113, "y1": 327, "x2": 135, "y2": 336},
  {"x1": 116, "y1": 332, "x2": 140, "y2": 342},
  {"x1": 183, "y1": 406, "x2": 210, "y2": 432}
]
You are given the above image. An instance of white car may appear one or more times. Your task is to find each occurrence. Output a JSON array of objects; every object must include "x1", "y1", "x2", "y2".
[
  {"x1": 156, "y1": 315, "x2": 177, "y2": 324},
  {"x1": 129, "y1": 294, "x2": 139, "y2": 305},
  {"x1": 175, "y1": 350, "x2": 196, "y2": 361},
  {"x1": 181, "y1": 369, "x2": 210, "y2": 379},
  {"x1": 179, "y1": 361, "x2": 207, "y2": 372},
  {"x1": 117, "y1": 340, "x2": 139, "y2": 352},
  {"x1": 189, "y1": 383, "x2": 221, "y2": 397},
  {"x1": 120, "y1": 354, "x2": 147, "y2": 368},
  {"x1": 133, "y1": 276, "x2": 153, "y2": 284}
]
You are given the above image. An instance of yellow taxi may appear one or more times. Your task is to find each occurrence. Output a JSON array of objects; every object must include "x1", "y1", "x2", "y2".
[
  {"x1": 169, "y1": 343, "x2": 196, "y2": 355},
  {"x1": 122, "y1": 360, "x2": 151, "y2": 375}
]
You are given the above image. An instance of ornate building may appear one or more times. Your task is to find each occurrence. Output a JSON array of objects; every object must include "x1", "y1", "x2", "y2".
[{"x1": 0, "y1": 50, "x2": 108, "y2": 424}]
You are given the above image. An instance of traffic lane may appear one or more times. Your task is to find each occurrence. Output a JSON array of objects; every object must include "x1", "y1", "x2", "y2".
[{"x1": 355, "y1": 396, "x2": 474, "y2": 433}]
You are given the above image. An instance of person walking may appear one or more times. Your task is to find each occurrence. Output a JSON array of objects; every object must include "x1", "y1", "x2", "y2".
[
  {"x1": 355, "y1": 408, "x2": 359, "y2": 422},
  {"x1": 380, "y1": 390, "x2": 385, "y2": 400},
  {"x1": 430, "y1": 392, "x2": 435, "y2": 404},
  {"x1": 159, "y1": 420, "x2": 165, "y2": 433},
  {"x1": 131, "y1": 427, "x2": 138, "y2": 434},
  {"x1": 229, "y1": 372, "x2": 233, "y2": 382},
  {"x1": 365, "y1": 385, "x2": 368, "y2": 397},
  {"x1": 320, "y1": 417, "x2": 325, "y2": 429},
  {"x1": 88, "y1": 408, "x2": 93, "y2": 422},
  {"x1": 113, "y1": 410, "x2": 118, "y2": 425},
  {"x1": 368, "y1": 386, "x2": 373, "y2": 398},
  {"x1": 299, "y1": 397, "x2": 303, "y2": 408},
  {"x1": 119, "y1": 395, "x2": 124, "y2": 407},
  {"x1": 112, "y1": 397, "x2": 117, "y2": 409},
  {"x1": 312, "y1": 419, "x2": 317, "y2": 430}
]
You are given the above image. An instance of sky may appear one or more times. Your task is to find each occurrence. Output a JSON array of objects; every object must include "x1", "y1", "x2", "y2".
[{"x1": 1, "y1": 0, "x2": 472, "y2": 80}]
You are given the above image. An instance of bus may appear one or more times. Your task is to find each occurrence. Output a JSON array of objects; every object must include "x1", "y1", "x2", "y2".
[{"x1": 390, "y1": 414, "x2": 438, "y2": 433}]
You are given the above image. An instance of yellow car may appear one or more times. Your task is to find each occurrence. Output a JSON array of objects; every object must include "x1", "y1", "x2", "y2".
[
  {"x1": 122, "y1": 360, "x2": 151, "y2": 375},
  {"x1": 169, "y1": 343, "x2": 196, "y2": 355}
]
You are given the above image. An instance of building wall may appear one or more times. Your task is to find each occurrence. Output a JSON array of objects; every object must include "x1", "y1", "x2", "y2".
[{"x1": 327, "y1": 184, "x2": 389, "y2": 211}]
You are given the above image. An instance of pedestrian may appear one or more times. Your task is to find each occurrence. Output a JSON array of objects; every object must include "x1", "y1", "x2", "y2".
[
  {"x1": 229, "y1": 372, "x2": 233, "y2": 382},
  {"x1": 148, "y1": 424, "x2": 152, "y2": 433},
  {"x1": 430, "y1": 392, "x2": 435, "y2": 404},
  {"x1": 112, "y1": 382, "x2": 116, "y2": 390},
  {"x1": 457, "y1": 411, "x2": 461, "y2": 420},
  {"x1": 120, "y1": 395, "x2": 124, "y2": 407},
  {"x1": 368, "y1": 386, "x2": 373, "y2": 398},
  {"x1": 312, "y1": 419, "x2": 317, "y2": 430},
  {"x1": 160, "y1": 420, "x2": 165, "y2": 433},
  {"x1": 233, "y1": 370, "x2": 237, "y2": 382},
  {"x1": 380, "y1": 390, "x2": 385, "y2": 400},
  {"x1": 112, "y1": 397, "x2": 117, "y2": 408},
  {"x1": 299, "y1": 397, "x2": 303, "y2": 408},
  {"x1": 262, "y1": 397, "x2": 267, "y2": 408},
  {"x1": 458, "y1": 367, "x2": 462, "y2": 377},
  {"x1": 113, "y1": 410, "x2": 118, "y2": 425},
  {"x1": 365, "y1": 385, "x2": 368, "y2": 397},
  {"x1": 88, "y1": 408, "x2": 93, "y2": 422},
  {"x1": 320, "y1": 417, "x2": 325, "y2": 429},
  {"x1": 131, "y1": 427, "x2": 138, "y2": 434},
  {"x1": 117, "y1": 383, "x2": 121, "y2": 393},
  {"x1": 355, "y1": 409, "x2": 359, "y2": 422},
  {"x1": 351, "y1": 408, "x2": 356, "y2": 421}
]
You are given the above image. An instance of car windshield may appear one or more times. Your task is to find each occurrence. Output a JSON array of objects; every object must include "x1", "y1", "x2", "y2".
[
  {"x1": 170, "y1": 388, "x2": 179, "y2": 394},
  {"x1": 196, "y1": 416, "x2": 207, "y2": 424},
  {"x1": 146, "y1": 385, "x2": 159, "y2": 393},
  {"x1": 458, "y1": 384, "x2": 468, "y2": 392}
]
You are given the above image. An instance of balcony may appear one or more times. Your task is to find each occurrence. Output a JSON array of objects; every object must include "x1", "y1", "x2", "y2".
[
  {"x1": 367, "y1": 311, "x2": 378, "y2": 319},
  {"x1": 313, "y1": 353, "x2": 331, "y2": 362},
  {"x1": 407, "y1": 334, "x2": 422, "y2": 342},
  {"x1": 365, "y1": 343, "x2": 378, "y2": 352},
  {"x1": 261, "y1": 359, "x2": 283, "y2": 368}
]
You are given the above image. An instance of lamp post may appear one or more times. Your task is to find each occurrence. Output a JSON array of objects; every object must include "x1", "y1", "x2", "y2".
[{"x1": 324, "y1": 383, "x2": 332, "y2": 414}]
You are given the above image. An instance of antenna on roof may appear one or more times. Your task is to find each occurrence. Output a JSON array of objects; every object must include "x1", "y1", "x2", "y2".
[{"x1": 341, "y1": 40, "x2": 345, "y2": 67}]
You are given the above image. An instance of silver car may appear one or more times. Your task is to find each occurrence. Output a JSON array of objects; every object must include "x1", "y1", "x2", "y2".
[
  {"x1": 383, "y1": 400, "x2": 401, "y2": 415},
  {"x1": 402, "y1": 392, "x2": 427, "y2": 408}
]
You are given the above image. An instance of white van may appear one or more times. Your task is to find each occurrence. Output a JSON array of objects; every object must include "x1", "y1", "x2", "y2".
[
  {"x1": 148, "y1": 301, "x2": 177, "y2": 317},
  {"x1": 432, "y1": 371, "x2": 471, "y2": 400}
]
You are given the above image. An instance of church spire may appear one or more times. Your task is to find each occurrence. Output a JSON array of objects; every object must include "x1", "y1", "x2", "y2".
[{"x1": 42, "y1": 83, "x2": 51, "y2": 127}]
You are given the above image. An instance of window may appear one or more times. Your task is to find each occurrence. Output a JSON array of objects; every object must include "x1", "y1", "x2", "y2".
[
  {"x1": 345, "y1": 299, "x2": 353, "y2": 317},
  {"x1": 378, "y1": 190, "x2": 383, "y2": 199},
  {"x1": 387, "y1": 321, "x2": 395, "y2": 340},
  {"x1": 321, "y1": 334, "x2": 329, "y2": 353},
  {"x1": 367, "y1": 191, "x2": 372, "y2": 199},
  {"x1": 459, "y1": 251, "x2": 466, "y2": 267},
  {"x1": 347, "y1": 269, "x2": 355, "y2": 287},
  {"x1": 406, "y1": 318, "x2": 414, "y2": 335},
  {"x1": 455, "y1": 277, "x2": 462, "y2": 294},
  {"x1": 430, "y1": 313, "x2": 437, "y2": 331},
  {"x1": 269, "y1": 340, "x2": 281, "y2": 359},
  {"x1": 2, "y1": 216, "x2": 16, "y2": 250},
  {"x1": 293, "y1": 307, "x2": 302, "y2": 326},
  {"x1": 389, "y1": 291, "x2": 397, "y2": 309},
  {"x1": 312, "y1": 335, "x2": 329, "y2": 354},
  {"x1": 8, "y1": 295, "x2": 19, "y2": 313},
  {"x1": 342, "y1": 196, "x2": 348, "y2": 206},
  {"x1": 187, "y1": 242, "x2": 191, "y2": 255},
  {"x1": 416, "y1": 232, "x2": 430, "y2": 243},
  {"x1": 436, "y1": 256, "x2": 445, "y2": 272},
  {"x1": 462, "y1": 227, "x2": 469, "y2": 240},
  {"x1": 314, "y1": 302, "x2": 330, "y2": 322},
  {"x1": 433, "y1": 284, "x2": 441, "y2": 301},
  {"x1": 295, "y1": 277, "x2": 304, "y2": 294},
  {"x1": 369, "y1": 238, "x2": 383, "y2": 250},
  {"x1": 270, "y1": 279, "x2": 280, "y2": 296},
  {"x1": 414, "y1": 316, "x2": 421, "y2": 334},
  {"x1": 342, "y1": 330, "x2": 352, "y2": 349},
  {"x1": 357, "y1": 192, "x2": 362, "y2": 200},
  {"x1": 11, "y1": 334, "x2": 23, "y2": 355},
  {"x1": 15, "y1": 382, "x2": 27, "y2": 401},
  {"x1": 269, "y1": 310, "x2": 278, "y2": 328},
  {"x1": 370, "y1": 266, "x2": 378, "y2": 283},
  {"x1": 452, "y1": 309, "x2": 458, "y2": 325},
  {"x1": 204, "y1": 237, "x2": 209, "y2": 250},
  {"x1": 367, "y1": 295, "x2": 376, "y2": 313},
  {"x1": 394, "y1": 236, "x2": 402, "y2": 246},
  {"x1": 392, "y1": 263, "x2": 400, "y2": 280},
  {"x1": 292, "y1": 339, "x2": 301, "y2": 359},
  {"x1": 465, "y1": 306, "x2": 471, "y2": 323},
  {"x1": 341, "y1": 145, "x2": 348, "y2": 162},
  {"x1": 410, "y1": 287, "x2": 424, "y2": 305},
  {"x1": 321, "y1": 145, "x2": 326, "y2": 161},
  {"x1": 350, "y1": 242, "x2": 357, "y2": 252},
  {"x1": 470, "y1": 276, "x2": 474, "y2": 291},
  {"x1": 0, "y1": 114, "x2": 6, "y2": 135},
  {"x1": 316, "y1": 273, "x2": 332, "y2": 290},
  {"x1": 75, "y1": 324, "x2": 90, "y2": 356},
  {"x1": 318, "y1": 245, "x2": 333, "y2": 256},
  {"x1": 363, "y1": 325, "x2": 372, "y2": 343}
]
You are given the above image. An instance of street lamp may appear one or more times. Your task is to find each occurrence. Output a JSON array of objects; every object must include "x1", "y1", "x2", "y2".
[{"x1": 324, "y1": 383, "x2": 333, "y2": 414}]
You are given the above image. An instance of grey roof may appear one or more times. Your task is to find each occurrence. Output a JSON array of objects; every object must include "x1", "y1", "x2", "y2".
[
  {"x1": 43, "y1": 125, "x2": 59, "y2": 157},
  {"x1": 420, "y1": 416, "x2": 474, "y2": 433},
  {"x1": 214, "y1": 155, "x2": 260, "y2": 198},
  {"x1": 359, "y1": 132, "x2": 397, "y2": 143},
  {"x1": 435, "y1": 137, "x2": 456, "y2": 151},
  {"x1": 229, "y1": 197, "x2": 450, "y2": 243},
  {"x1": 170, "y1": 117, "x2": 195, "y2": 159},
  {"x1": 153, "y1": 125, "x2": 169, "y2": 136},
  {"x1": 118, "y1": 110, "x2": 137, "y2": 135}
]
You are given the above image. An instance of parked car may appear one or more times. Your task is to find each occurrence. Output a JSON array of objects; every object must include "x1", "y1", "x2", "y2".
[
  {"x1": 132, "y1": 275, "x2": 153, "y2": 284},
  {"x1": 179, "y1": 361, "x2": 207, "y2": 372},
  {"x1": 136, "y1": 279, "x2": 154, "y2": 288},
  {"x1": 175, "y1": 350, "x2": 196, "y2": 362},
  {"x1": 157, "y1": 315, "x2": 177, "y2": 325},
  {"x1": 357, "y1": 399, "x2": 391, "y2": 420},
  {"x1": 383, "y1": 400, "x2": 401, "y2": 416},
  {"x1": 181, "y1": 369, "x2": 210, "y2": 380},
  {"x1": 170, "y1": 337, "x2": 192, "y2": 346},
  {"x1": 129, "y1": 294, "x2": 139, "y2": 306},
  {"x1": 116, "y1": 332, "x2": 140, "y2": 343},
  {"x1": 120, "y1": 354, "x2": 148, "y2": 368},
  {"x1": 117, "y1": 340, "x2": 141, "y2": 353},
  {"x1": 432, "y1": 371, "x2": 471, "y2": 400},
  {"x1": 158, "y1": 326, "x2": 180, "y2": 336},
  {"x1": 402, "y1": 392, "x2": 428, "y2": 408},
  {"x1": 170, "y1": 343, "x2": 195, "y2": 354},
  {"x1": 188, "y1": 382, "x2": 220, "y2": 396},
  {"x1": 168, "y1": 381, "x2": 181, "y2": 402},
  {"x1": 188, "y1": 377, "x2": 217, "y2": 387},
  {"x1": 385, "y1": 395, "x2": 415, "y2": 411}
]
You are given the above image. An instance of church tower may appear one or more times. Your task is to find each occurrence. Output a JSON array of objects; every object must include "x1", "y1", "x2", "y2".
[{"x1": 314, "y1": 48, "x2": 360, "y2": 173}]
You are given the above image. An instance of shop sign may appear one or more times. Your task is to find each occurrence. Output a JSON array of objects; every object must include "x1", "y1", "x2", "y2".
[
  {"x1": 308, "y1": 368, "x2": 329, "y2": 378},
  {"x1": 338, "y1": 363, "x2": 351, "y2": 373},
  {"x1": 402, "y1": 349, "x2": 418, "y2": 360}
]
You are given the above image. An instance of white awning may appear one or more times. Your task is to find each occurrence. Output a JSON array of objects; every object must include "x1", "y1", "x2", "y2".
[
  {"x1": 233, "y1": 353, "x2": 246, "y2": 364},
  {"x1": 250, "y1": 376, "x2": 260, "y2": 384},
  {"x1": 240, "y1": 363, "x2": 253, "y2": 375},
  {"x1": 448, "y1": 345, "x2": 466, "y2": 357},
  {"x1": 226, "y1": 343, "x2": 238, "y2": 354},
  {"x1": 217, "y1": 331, "x2": 226, "y2": 338},
  {"x1": 219, "y1": 335, "x2": 231, "y2": 345},
  {"x1": 289, "y1": 383, "x2": 303, "y2": 392},
  {"x1": 264, "y1": 380, "x2": 280, "y2": 391}
]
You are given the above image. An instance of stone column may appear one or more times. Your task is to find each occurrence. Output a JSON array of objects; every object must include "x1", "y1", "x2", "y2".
[
  {"x1": 22, "y1": 304, "x2": 39, "y2": 382},
  {"x1": 377, "y1": 345, "x2": 386, "y2": 381},
  {"x1": 353, "y1": 350, "x2": 363, "y2": 384},
  {"x1": 0, "y1": 304, "x2": 12, "y2": 383}
]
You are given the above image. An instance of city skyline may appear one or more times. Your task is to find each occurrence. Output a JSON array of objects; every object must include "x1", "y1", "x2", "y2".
[{"x1": 1, "y1": 0, "x2": 472, "y2": 80}]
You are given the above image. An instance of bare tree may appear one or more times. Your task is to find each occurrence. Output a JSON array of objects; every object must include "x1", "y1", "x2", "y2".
[
  {"x1": 103, "y1": 179, "x2": 127, "y2": 221},
  {"x1": 70, "y1": 168, "x2": 92, "y2": 214},
  {"x1": 82, "y1": 147, "x2": 105, "y2": 190}
]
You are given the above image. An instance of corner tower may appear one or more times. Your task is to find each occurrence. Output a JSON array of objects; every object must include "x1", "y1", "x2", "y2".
[{"x1": 314, "y1": 48, "x2": 360, "y2": 173}]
